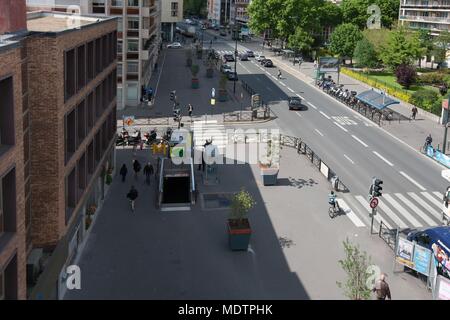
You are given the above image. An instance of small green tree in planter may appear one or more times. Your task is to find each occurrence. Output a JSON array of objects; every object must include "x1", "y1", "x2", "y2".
[
  {"x1": 191, "y1": 64, "x2": 200, "y2": 89},
  {"x1": 228, "y1": 188, "x2": 256, "y2": 251},
  {"x1": 218, "y1": 73, "x2": 228, "y2": 101},
  {"x1": 258, "y1": 134, "x2": 281, "y2": 186},
  {"x1": 186, "y1": 49, "x2": 193, "y2": 67}
]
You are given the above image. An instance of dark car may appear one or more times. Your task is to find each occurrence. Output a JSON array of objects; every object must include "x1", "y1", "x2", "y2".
[
  {"x1": 263, "y1": 59, "x2": 273, "y2": 67},
  {"x1": 288, "y1": 96, "x2": 303, "y2": 110},
  {"x1": 223, "y1": 54, "x2": 235, "y2": 62},
  {"x1": 227, "y1": 72, "x2": 238, "y2": 81},
  {"x1": 260, "y1": 58, "x2": 268, "y2": 65},
  {"x1": 246, "y1": 50, "x2": 255, "y2": 57},
  {"x1": 239, "y1": 53, "x2": 249, "y2": 61}
]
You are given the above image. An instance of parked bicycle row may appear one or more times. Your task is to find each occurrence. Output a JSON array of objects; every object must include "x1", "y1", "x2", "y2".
[{"x1": 116, "y1": 127, "x2": 173, "y2": 147}]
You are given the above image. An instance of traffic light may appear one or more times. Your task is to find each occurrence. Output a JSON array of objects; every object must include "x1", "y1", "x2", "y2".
[
  {"x1": 173, "y1": 108, "x2": 181, "y2": 122},
  {"x1": 170, "y1": 90, "x2": 176, "y2": 101},
  {"x1": 373, "y1": 178, "x2": 383, "y2": 197}
]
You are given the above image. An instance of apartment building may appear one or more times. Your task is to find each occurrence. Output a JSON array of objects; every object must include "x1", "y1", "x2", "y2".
[
  {"x1": 161, "y1": 0, "x2": 183, "y2": 42},
  {"x1": 234, "y1": 0, "x2": 250, "y2": 25},
  {"x1": 399, "y1": 0, "x2": 450, "y2": 36},
  {"x1": 207, "y1": 0, "x2": 234, "y2": 26},
  {"x1": 27, "y1": 0, "x2": 162, "y2": 109}
]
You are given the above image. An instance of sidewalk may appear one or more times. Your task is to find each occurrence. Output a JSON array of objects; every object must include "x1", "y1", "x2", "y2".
[{"x1": 269, "y1": 54, "x2": 449, "y2": 155}]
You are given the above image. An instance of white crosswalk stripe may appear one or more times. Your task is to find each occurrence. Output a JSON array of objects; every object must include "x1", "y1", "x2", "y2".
[
  {"x1": 338, "y1": 199, "x2": 365, "y2": 227},
  {"x1": 421, "y1": 191, "x2": 442, "y2": 208},
  {"x1": 192, "y1": 120, "x2": 227, "y2": 151},
  {"x1": 355, "y1": 195, "x2": 393, "y2": 229},
  {"x1": 383, "y1": 194, "x2": 422, "y2": 227},
  {"x1": 394, "y1": 193, "x2": 438, "y2": 226},
  {"x1": 377, "y1": 201, "x2": 408, "y2": 228},
  {"x1": 407, "y1": 192, "x2": 442, "y2": 220}
]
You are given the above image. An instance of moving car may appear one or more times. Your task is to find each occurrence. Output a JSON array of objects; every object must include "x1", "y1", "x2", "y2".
[
  {"x1": 246, "y1": 50, "x2": 255, "y2": 57},
  {"x1": 227, "y1": 72, "x2": 238, "y2": 81},
  {"x1": 223, "y1": 54, "x2": 235, "y2": 62},
  {"x1": 167, "y1": 42, "x2": 182, "y2": 49},
  {"x1": 255, "y1": 54, "x2": 266, "y2": 62},
  {"x1": 239, "y1": 53, "x2": 249, "y2": 61},
  {"x1": 262, "y1": 59, "x2": 273, "y2": 67},
  {"x1": 220, "y1": 64, "x2": 232, "y2": 74},
  {"x1": 288, "y1": 96, "x2": 303, "y2": 110}
]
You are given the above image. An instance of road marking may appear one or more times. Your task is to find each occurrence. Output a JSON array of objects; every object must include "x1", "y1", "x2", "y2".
[
  {"x1": 333, "y1": 122, "x2": 348, "y2": 132},
  {"x1": 307, "y1": 102, "x2": 317, "y2": 109},
  {"x1": 377, "y1": 201, "x2": 409, "y2": 228},
  {"x1": 355, "y1": 195, "x2": 393, "y2": 229},
  {"x1": 319, "y1": 111, "x2": 331, "y2": 119},
  {"x1": 383, "y1": 194, "x2": 422, "y2": 227},
  {"x1": 153, "y1": 50, "x2": 167, "y2": 99},
  {"x1": 394, "y1": 193, "x2": 437, "y2": 226},
  {"x1": 279, "y1": 82, "x2": 286, "y2": 87},
  {"x1": 372, "y1": 151, "x2": 394, "y2": 166},
  {"x1": 399, "y1": 171, "x2": 426, "y2": 191},
  {"x1": 344, "y1": 154, "x2": 354, "y2": 164},
  {"x1": 241, "y1": 65, "x2": 250, "y2": 73},
  {"x1": 314, "y1": 129, "x2": 324, "y2": 136},
  {"x1": 271, "y1": 75, "x2": 278, "y2": 81},
  {"x1": 407, "y1": 192, "x2": 442, "y2": 220},
  {"x1": 434, "y1": 191, "x2": 444, "y2": 200},
  {"x1": 287, "y1": 87, "x2": 294, "y2": 93},
  {"x1": 296, "y1": 93, "x2": 305, "y2": 100},
  {"x1": 351, "y1": 135, "x2": 368, "y2": 147},
  {"x1": 296, "y1": 112, "x2": 302, "y2": 118},
  {"x1": 421, "y1": 191, "x2": 442, "y2": 208},
  {"x1": 266, "y1": 86, "x2": 273, "y2": 92},
  {"x1": 338, "y1": 199, "x2": 366, "y2": 227}
]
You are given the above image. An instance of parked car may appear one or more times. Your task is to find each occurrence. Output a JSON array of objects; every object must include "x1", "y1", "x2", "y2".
[
  {"x1": 227, "y1": 72, "x2": 238, "y2": 81},
  {"x1": 246, "y1": 50, "x2": 255, "y2": 57},
  {"x1": 223, "y1": 54, "x2": 235, "y2": 62},
  {"x1": 255, "y1": 54, "x2": 266, "y2": 62},
  {"x1": 221, "y1": 64, "x2": 232, "y2": 74},
  {"x1": 263, "y1": 59, "x2": 273, "y2": 67},
  {"x1": 239, "y1": 53, "x2": 249, "y2": 61},
  {"x1": 167, "y1": 42, "x2": 182, "y2": 49},
  {"x1": 288, "y1": 96, "x2": 303, "y2": 110},
  {"x1": 260, "y1": 58, "x2": 269, "y2": 65},
  {"x1": 220, "y1": 30, "x2": 227, "y2": 36}
]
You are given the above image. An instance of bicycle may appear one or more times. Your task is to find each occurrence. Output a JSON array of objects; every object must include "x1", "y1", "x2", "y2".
[{"x1": 328, "y1": 200, "x2": 341, "y2": 219}]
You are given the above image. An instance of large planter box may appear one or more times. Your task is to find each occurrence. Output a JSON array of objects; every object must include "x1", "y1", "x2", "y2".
[
  {"x1": 260, "y1": 167, "x2": 279, "y2": 186},
  {"x1": 191, "y1": 78, "x2": 199, "y2": 89},
  {"x1": 218, "y1": 89, "x2": 228, "y2": 102},
  {"x1": 227, "y1": 219, "x2": 251, "y2": 251}
]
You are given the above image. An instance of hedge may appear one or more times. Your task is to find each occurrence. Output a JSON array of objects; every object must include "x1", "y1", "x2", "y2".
[
  {"x1": 418, "y1": 72, "x2": 445, "y2": 85},
  {"x1": 410, "y1": 89, "x2": 442, "y2": 116}
]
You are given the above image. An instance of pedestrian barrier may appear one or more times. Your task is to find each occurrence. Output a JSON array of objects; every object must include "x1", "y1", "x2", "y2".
[
  {"x1": 223, "y1": 105, "x2": 273, "y2": 123},
  {"x1": 378, "y1": 221, "x2": 398, "y2": 251},
  {"x1": 118, "y1": 117, "x2": 170, "y2": 128}
]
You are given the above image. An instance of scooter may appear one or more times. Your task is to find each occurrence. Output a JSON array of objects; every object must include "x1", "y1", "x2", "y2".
[{"x1": 144, "y1": 129, "x2": 158, "y2": 145}]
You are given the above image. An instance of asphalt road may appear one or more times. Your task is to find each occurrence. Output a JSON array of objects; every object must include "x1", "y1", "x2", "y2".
[{"x1": 202, "y1": 30, "x2": 449, "y2": 230}]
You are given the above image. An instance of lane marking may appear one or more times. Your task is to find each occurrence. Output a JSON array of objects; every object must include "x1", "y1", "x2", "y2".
[
  {"x1": 344, "y1": 154, "x2": 354, "y2": 164},
  {"x1": 308, "y1": 102, "x2": 317, "y2": 109},
  {"x1": 395, "y1": 193, "x2": 438, "y2": 226},
  {"x1": 421, "y1": 191, "x2": 442, "y2": 208},
  {"x1": 373, "y1": 151, "x2": 394, "y2": 167},
  {"x1": 377, "y1": 201, "x2": 409, "y2": 228},
  {"x1": 314, "y1": 129, "x2": 324, "y2": 136},
  {"x1": 296, "y1": 112, "x2": 302, "y2": 118},
  {"x1": 355, "y1": 195, "x2": 393, "y2": 229},
  {"x1": 287, "y1": 87, "x2": 294, "y2": 93},
  {"x1": 407, "y1": 192, "x2": 442, "y2": 220},
  {"x1": 399, "y1": 171, "x2": 426, "y2": 191},
  {"x1": 383, "y1": 194, "x2": 422, "y2": 227},
  {"x1": 338, "y1": 199, "x2": 366, "y2": 227},
  {"x1": 333, "y1": 122, "x2": 348, "y2": 132},
  {"x1": 296, "y1": 93, "x2": 305, "y2": 100},
  {"x1": 279, "y1": 82, "x2": 287, "y2": 87},
  {"x1": 351, "y1": 135, "x2": 368, "y2": 147},
  {"x1": 433, "y1": 191, "x2": 444, "y2": 200},
  {"x1": 319, "y1": 111, "x2": 331, "y2": 119}
]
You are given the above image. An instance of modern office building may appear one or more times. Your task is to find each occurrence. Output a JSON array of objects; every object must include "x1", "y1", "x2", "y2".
[
  {"x1": 399, "y1": 0, "x2": 450, "y2": 36},
  {"x1": 234, "y1": 0, "x2": 250, "y2": 25},
  {"x1": 0, "y1": 0, "x2": 117, "y2": 299},
  {"x1": 27, "y1": 0, "x2": 162, "y2": 109},
  {"x1": 161, "y1": 0, "x2": 183, "y2": 42}
]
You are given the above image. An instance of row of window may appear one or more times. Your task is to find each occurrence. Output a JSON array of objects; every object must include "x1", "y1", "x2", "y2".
[
  {"x1": 64, "y1": 31, "x2": 117, "y2": 102},
  {"x1": 93, "y1": 0, "x2": 140, "y2": 6},
  {"x1": 0, "y1": 168, "x2": 16, "y2": 238},
  {"x1": 0, "y1": 77, "x2": 14, "y2": 149},
  {"x1": 65, "y1": 108, "x2": 116, "y2": 224}
]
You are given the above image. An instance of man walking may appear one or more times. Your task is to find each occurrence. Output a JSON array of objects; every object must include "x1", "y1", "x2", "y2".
[
  {"x1": 143, "y1": 162, "x2": 154, "y2": 185},
  {"x1": 372, "y1": 273, "x2": 391, "y2": 300},
  {"x1": 127, "y1": 185, "x2": 139, "y2": 212},
  {"x1": 188, "y1": 104, "x2": 193, "y2": 118},
  {"x1": 133, "y1": 159, "x2": 141, "y2": 180},
  {"x1": 119, "y1": 163, "x2": 128, "y2": 182},
  {"x1": 411, "y1": 106, "x2": 418, "y2": 120}
]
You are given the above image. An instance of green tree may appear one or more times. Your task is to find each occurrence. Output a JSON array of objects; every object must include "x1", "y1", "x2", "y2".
[
  {"x1": 362, "y1": 28, "x2": 391, "y2": 61},
  {"x1": 248, "y1": 0, "x2": 282, "y2": 39},
  {"x1": 380, "y1": 27, "x2": 424, "y2": 71},
  {"x1": 319, "y1": 1, "x2": 343, "y2": 28},
  {"x1": 337, "y1": 238, "x2": 374, "y2": 300},
  {"x1": 417, "y1": 28, "x2": 433, "y2": 67},
  {"x1": 329, "y1": 23, "x2": 362, "y2": 62},
  {"x1": 288, "y1": 26, "x2": 315, "y2": 55},
  {"x1": 341, "y1": 0, "x2": 399, "y2": 29},
  {"x1": 184, "y1": 0, "x2": 207, "y2": 18},
  {"x1": 433, "y1": 30, "x2": 450, "y2": 65},
  {"x1": 353, "y1": 37, "x2": 378, "y2": 68}
]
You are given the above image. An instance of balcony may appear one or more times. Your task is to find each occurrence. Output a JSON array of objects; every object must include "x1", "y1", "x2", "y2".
[
  {"x1": 402, "y1": 1, "x2": 450, "y2": 8},
  {"x1": 400, "y1": 14, "x2": 450, "y2": 23}
]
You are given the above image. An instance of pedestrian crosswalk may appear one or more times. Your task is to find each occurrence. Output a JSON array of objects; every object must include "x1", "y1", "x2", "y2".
[
  {"x1": 191, "y1": 120, "x2": 227, "y2": 152},
  {"x1": 212, "y1": 49, "x2": 256, "y2": 56},
  {"x1": 338, "y1": 191, "x2": 444, "y2": 229}
]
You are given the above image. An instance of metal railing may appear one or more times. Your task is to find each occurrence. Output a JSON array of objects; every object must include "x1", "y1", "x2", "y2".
[
  {"x1": 378, "y1": 221, "x2": 398, "y2": 251},
  {"x1": 223, "y1": 106, "x2": 272, "y2": 122}
]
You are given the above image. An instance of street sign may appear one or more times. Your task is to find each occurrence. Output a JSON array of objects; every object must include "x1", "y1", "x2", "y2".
[
  {"x1": 123, "y1": 115, "x2": 135, "y2": 127},
  {"x1": 240, "y1": 92, "x2": 244, "y2": 99},
  {"x1": 211, "y1": 88, "x2": 215, "y2": 98},
  {"x1": 370, "y1": 197, "x2": 379, "y2": 209},
  {"x1": 210, "y1": 98, "x2": 215, "y2": 106},
  {"x1": 251, "y1": 94, "x2": 261, "y2": 108}
]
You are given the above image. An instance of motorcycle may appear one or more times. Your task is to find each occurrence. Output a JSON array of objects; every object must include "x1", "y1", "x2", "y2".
[
  {"x1": 144, "y1": 129, "x2": 158, "y2": 145},
  {"x1": 127, "y1": 129, "x2": 142, "y2": 146}
]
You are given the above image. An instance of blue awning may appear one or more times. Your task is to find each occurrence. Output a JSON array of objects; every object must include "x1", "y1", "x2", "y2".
[{"x1": 356, "y1": 89, "x2": 400, "y2": 110}]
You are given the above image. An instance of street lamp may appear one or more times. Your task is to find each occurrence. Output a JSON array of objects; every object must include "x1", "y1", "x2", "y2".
[{"x1": 233, "y1": 5, "x2": 238, "y2": 94}]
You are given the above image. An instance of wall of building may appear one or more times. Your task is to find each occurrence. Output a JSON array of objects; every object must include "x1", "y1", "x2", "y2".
[
  {"x1": 0, "y1": 0, "x2": 27, "y2": 34},
  {"x1": 161, "y1": 0, "x2": 183, "y2": 23}
]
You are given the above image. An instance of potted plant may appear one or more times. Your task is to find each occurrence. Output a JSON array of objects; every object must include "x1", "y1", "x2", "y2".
[
  {"x1": 191, "y1": 64, "x2": 200, "y2": 89},
  {"x1": 259, "y1": 134, "x2": 280, "y2": 186},
  {"x1": 227, "y1": 188, "x2": 256, "y2": 251},
  {"x1": 206, "y1": 58, "x2": 214, "y2": 78},
  {"x1": 218, "y1": 73, "x2": 228, "y2": 101},
  {"x1": 186, "y1": 49, "x2": 193, "y2": 67}
]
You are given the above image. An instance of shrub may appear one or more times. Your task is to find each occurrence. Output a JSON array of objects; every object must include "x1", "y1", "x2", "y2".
[
  {"x1": 395, "y1": 64, "x2": 416, "y2": 89},
  {"x1": 191, "y1": 64, "x2": 199, "y2": 78},
  {"x1": 443, "y1": 75, "x2": 450, "y2": 87},
  {"x1": 418, "y1": 72, "x2": 445, "y2": 84},
  {"x1": 410, "y1": 89, "x2": 441, "y2": 115}
]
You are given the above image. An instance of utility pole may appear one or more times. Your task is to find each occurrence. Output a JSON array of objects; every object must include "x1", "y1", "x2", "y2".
[{"x1": 233, "y1": 4, "x2": 238, "y2": 94}]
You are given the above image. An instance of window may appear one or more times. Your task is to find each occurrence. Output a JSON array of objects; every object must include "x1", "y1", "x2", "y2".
[
  {"x1": 127, "y1": 62, "x2": 138, "y2": 73},
  {"x1": 112, "y1": 0, "x2": 123, "y2": 6},
  {"x1": 1, "y1": 169, "x2": 16, "y2": 234},
  {"x1": 127, "y1": 39, "x2": 139, "y2": 52},
  {"x1": 77, "y1": 101, "x2": 86, "y2": 146},
  {"x1": 128, "y1": 17, "x2": 139, "y2": 30},
  {"x1": 77, "y1": 45, "x2": 86, "y2": 91},
  {"x1": 87, "y1": 41, "x2": 95, "y2": 81},
  {"x1": 87, "y1": 140, "x2": 94, "y2": 176},
  {"x1": 0, "y1": 76, "x2": 15, "y2": 148},
  {"x1": 95, "y1": 38, "x2": 102, "y2": 75},
  {"x1": 128, "y1": 0, "x2": 139, "y2": 6},
  {"x1": 0, "y1": 181, "x2": 3, "y2": 237},
  {"x1": 87, "y1": 92, "x2": 94, "y2": 130},
  {"x1": 65, "y1": 109, "x2": 76, "y2": 163},
  {"x1": 66, "y1": 167, "x2": 76, "y2": 223},
  {"x1": 126, "y1": 82, "x2": 138, "y2": 104},
  {"x1": 117, "y1": 64, "x2": 123, "y2": 77},
  {"x1": 117, "y1": 18, "x2": 123, "y2": 32},
  {"x1": 64, "y1": 49, "x2": 76, "y2": 101},
  {"x1": 95, "y1": 85, "x2": 102, "y2": 119},
  {"x1": 77, "y1": 153, "x2": 86, "y2": 200},
  {"x1": 171, "y1": 2, "x2": 179, "y2": 16}
]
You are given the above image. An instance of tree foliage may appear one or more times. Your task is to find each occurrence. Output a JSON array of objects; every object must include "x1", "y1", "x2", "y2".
[
  {"x1": 288, "y1": 27, "x2": 315, "y2": 54},
  {"x1": 329, "y1": 23, "x2": 362, "y2": 60},
  {"x1": 362, "y1": 28, "x2": 391, "y2": 61},
  {"x1": 184, "y1": 0, "x2": 207, "y2": 18},
  {"x1": 341, "y1": 0, "x2": 399, "y2": 29},
  {"x1": 337, "y1": 238, "x2": 373, "y2": 300},
  {"x1": 353, "y1": 37, "x2": 378, "y2": 68},
  {"x1": 433, "y1": 30, "x2": 450, "y2": 65},
  {"x1": 395, "y1": 64, "x2": 417, "y2": 89},
  {"x1": 230, "y1": 188, "x2": 256, "y2": 221}
]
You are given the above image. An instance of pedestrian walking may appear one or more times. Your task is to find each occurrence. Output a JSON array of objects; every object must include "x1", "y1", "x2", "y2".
[
  {"x1": 411, "y1": 106, "x2": 418, "y2": 120},
  {"x1": 372, "y1": 273, "x2": 391, "y2": 300},
  {"x1": 132, "y1": 159, "x2": 141, "y2": 180},
  {"x1": 314, "y1": 59, "x2": 318, "y2": 69},
  {"x1": 126, "y1": 185, "x2": 139, "y2": 212},
  {"x1": 188, "y1": 104, "x2": 193, "y2": 118},
  {"x1": 277, "y1": 69, "x2": 282, "y2": 79},
  {"x1": 119, "y1": 164, "x2": 128, "y2": 182},
  {"x1": 143, "y1": 162, "x2": 154, "y2": 185}
]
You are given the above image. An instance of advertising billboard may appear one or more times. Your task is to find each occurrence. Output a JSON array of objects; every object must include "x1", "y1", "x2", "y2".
[{"x1": 318, "y1": 57, "x2": 340, "y2": 73}]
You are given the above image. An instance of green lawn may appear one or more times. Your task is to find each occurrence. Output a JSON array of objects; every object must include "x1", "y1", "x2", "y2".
[{"x1": 363, "y1": 71, "x2": 438, "y2": 94}]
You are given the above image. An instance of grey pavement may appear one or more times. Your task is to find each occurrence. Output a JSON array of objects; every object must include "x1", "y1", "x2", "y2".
[{"x1": 64, "y1": 142, "x2": 430, "y2": 300}]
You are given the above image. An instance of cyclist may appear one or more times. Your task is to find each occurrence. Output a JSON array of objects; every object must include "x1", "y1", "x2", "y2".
[
  {"x1": 328, "y1": 191, "x2": 337, "y2": 211},
  {"x1": 277, "y1": 69, "x2": 282, "y2": 79},
  {"x1": 424, "y1": 134, "x2": 433, "y2": 151},
  {"x1": 127, "y1": 186, "x2": 139, "y2": 212}
]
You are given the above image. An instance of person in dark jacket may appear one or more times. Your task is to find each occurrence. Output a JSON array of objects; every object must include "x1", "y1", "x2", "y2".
[
  {"x1": 143, "y1": 162, "x2": 154, "y2": 185},
  {"x1": 133, "y1": 159, "x2": 141, "y2": 180},
  {"x1": 372, "y1": 273, "x2": 391, "y2": 300},
  {"x1": 127, "y1": 186, "x2": 139, "y2": 212},
  {"x1": 119, "y1": 164, "x2": 128, "y2": 182}
]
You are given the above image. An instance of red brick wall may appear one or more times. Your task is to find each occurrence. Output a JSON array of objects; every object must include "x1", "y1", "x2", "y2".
[
  {"x1": 0, "y1": 0, "x2": 27, "y2": 34},
  {"x1": 0, "y1": 45, "x2": 27, "y2": 300}
]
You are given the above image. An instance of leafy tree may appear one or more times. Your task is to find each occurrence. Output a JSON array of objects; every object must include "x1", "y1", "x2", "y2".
[
  {"x1": 288, "y1": 26, "x2": 315, "y2": 55},
  {"x1": 433, "y1": 30, "x2": 450, "y2": 65},
  {"x1": 395, "y1": 64, "x2": 417, "y2": 89},
  {"x1": 329, "y1": 23, "x2": 362, "y2": 62},
  {"x1": 247, "y1": 0, "x2": 282, "y2": 39},
  {"x1": 184, "y1": 0, "x2": 207, "y2": 18},
  {"x1": 417, "y1": 28, "x2": 434, "y2": 67},
  {"x1": 319, "y1": 1, "x2": 343, "y2": 28},
  {"x1": 337, "y1": 238, "x2": 374, "y2": 300},
  {"x1": 341, "y1": 0, "x2": 399, "y2": 29},
  {"x1": 362, "y1": 28, "x2": 391, "y2": 61},
  {"x1": 376, "y1": 0, "x2": 401, "y2": 29},
  {"x1": 353, "y1": 37, "x2": 378, "y2": 68},
  {"x1": 380, "y1": 27, "x2": 424, "y2": 71}
]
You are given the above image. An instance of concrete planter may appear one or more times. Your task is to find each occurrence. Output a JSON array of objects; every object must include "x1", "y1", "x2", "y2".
[
  {"x1": 191, "y1": 78, "x2": 199, "y2": 89},
  {"x1": 227, "y1": 219, "x2": 251, "y2": 251},
  {"x1": 260, "y1": 166, "x2": 279, "y2": 186},
  {"x1": 218, "y1": 89, "x2": 228, "y2": 102}
]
